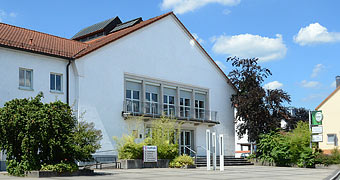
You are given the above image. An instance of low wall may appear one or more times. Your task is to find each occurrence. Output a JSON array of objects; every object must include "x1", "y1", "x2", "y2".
[
  {"x1": 26, "y1": 169, "x2": 94, "y2": 178},
  {"x1": 0, "y1": 161, "x2": 6, "y2": 171},
  {"x1": 120, "y1": 159, "x2": 170, "y2": 169}
]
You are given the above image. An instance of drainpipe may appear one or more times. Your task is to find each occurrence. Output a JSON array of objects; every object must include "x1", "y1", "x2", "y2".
[{"x1": 66, "y1": 60, "x2": 72, "y2": 105}]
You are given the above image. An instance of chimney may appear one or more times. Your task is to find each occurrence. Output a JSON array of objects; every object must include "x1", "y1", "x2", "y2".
[{"x1": 336, "y1": 76, "x2": 340, "y2": 88}]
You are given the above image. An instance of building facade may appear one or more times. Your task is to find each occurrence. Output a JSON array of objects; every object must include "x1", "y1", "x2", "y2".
[
  {"x1": 0, "y1": 12, "x2": 236, "y2": 160},
  {"x1": 315, "y1": 76, "x2": 340, "y2": 154}
]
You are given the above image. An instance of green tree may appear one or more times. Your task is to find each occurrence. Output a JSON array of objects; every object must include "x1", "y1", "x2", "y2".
[
  {"x1": 0, "y1": 93, "x2": 102, "y2": 175},
  {"x1": 227, "y1": 57, "x2": 291, "y2": 143}
]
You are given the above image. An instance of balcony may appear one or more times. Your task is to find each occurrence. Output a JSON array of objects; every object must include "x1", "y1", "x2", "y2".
[{"x1": 122, "y1": 100, "x2": 219, "y2": 124}]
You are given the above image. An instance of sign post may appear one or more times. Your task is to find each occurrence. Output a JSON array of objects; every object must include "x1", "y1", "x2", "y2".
[
  {"x1": 310, "y1": 110, "x2": 323, "y2": 147},
  {"x1": 143, "y1": 146, "x2": 157, "y2": 163},
  {"x1": 212, "y1": 132, "x2": 216, "y2": 170},
  {"x1": 206, "y1": 129, "x2": 211, "y2": 170},
  {"x1": 219, "y1": 134, "x2": 224, "y2": 171}
]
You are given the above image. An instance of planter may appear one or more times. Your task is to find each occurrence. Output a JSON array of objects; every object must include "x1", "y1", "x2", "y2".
[
  {"x1": 119, "y1": 159, "x2": 170, "y2": 169},
  {"x1": 25, "y1": 169, "x2": 94, "y2": 178}
]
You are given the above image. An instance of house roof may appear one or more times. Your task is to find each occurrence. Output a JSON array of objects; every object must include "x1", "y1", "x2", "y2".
[
  {"x1": 315, "y1": 86, "x2": 340, "y2": 110},
  {"x1": 110, "y1": 17, "x2": 142, "y2": 33},
  {"x1": 0, "y1": 12, "x2": 236, "y2": 90},
  {"x1": 71, "y1": 16, "x2": 121, "y2": 40},
  {"x1": 0, "y1": 22, "x2": 88, "y2": 59}
]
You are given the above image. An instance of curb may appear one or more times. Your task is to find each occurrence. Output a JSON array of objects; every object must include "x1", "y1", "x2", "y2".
[{"x1": 329, "y1": 169, "x2": 340, "y2": 180}]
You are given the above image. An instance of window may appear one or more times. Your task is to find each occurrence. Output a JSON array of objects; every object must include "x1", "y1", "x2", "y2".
[
  {"x1": 195, "y1": 100, "x2": 205, "y2": 119},
  {"x1": 163, "y1": 95, "x2": 175, "y2": 116},
  {"x1": 126, "y1": 89, "x2": 140, "y2": 113},
  {"x1": 327, "y1": 134, "x2": 336, "y2": 144},
  {"x1": 180, "y1": 98, "x2": 190, "y2": 118},
  {"x1": 145, "y1": 92, "x2": 158, "y2": 114},
  {"x1": 50, "y1": 73, "x2": 62, "y2": 92},
  {"x1": 19, "y1": 68, "x2": 33, "y2": 89}
]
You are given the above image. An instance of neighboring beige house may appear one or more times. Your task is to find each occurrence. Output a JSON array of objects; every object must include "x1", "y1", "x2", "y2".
[{"x1": 315, "y1": 76, "x2": 340, "y2": 154}]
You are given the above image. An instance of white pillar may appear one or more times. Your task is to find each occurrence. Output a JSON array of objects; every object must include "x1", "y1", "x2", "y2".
[
  {"x1": 206, "y1": 129, "x2": 211, "y2": 170},
  {"x1": 212, "y1": 132, "x2": 217, "y2": 170},
  {"x1": 219, "y1": 134, "x2": 224, "y2": 171}
]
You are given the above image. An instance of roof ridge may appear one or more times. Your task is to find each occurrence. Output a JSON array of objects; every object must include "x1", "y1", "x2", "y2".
[
  {"x1": 315, "y1": 86, "x2": 340, "y2": 110},
  {"x1": 0, "y1": 22, "x2": 86, "y2": 45}
]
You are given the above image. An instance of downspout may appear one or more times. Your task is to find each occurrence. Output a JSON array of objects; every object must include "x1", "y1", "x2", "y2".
[{"x1": 66, "y1": 60, "x2": 72, "y2": 105}]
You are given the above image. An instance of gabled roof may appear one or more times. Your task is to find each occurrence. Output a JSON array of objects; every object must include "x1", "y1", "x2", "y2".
[
  {"x1": 315, "y1": 86, "x2": 340, "y2": 110},
  {"x1": 71, "y1": 16, "x2": 122, "y2": 40},
  {"x1": 0, "y1": 12, "x2": 236, "y2": 89},
  {"x1": 0, "y1": 22, "x2": 88, "y2": 59}
]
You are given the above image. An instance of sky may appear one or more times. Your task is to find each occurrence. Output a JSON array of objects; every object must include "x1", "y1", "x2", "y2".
[{"x1": 1, "y1": 0, "x2": 339, "y2": 110}]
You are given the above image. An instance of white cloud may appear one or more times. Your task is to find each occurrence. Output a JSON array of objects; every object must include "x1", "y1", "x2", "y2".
[
  {"x1": 300, "y1": 80, "x2": 320, "y2": 88},
  {"x1": 302, "y1": 93, "x2": 325, "y2": 102},
  {"x1": 294, "y1": 23, "x2": 340, "y2": 46},
  {"x1": 212, "y1": 34, "x2": 287, "y2": 62},
  {"x1": 263, "y1": 81, "x2": 283, "y2": 90},
  {"x1": 0, "y1": 10, "x2": 17, "y2": 22},
  {"x1": 215, "y1": 60, "x2": 226, "y2": 70},
  {"x1": 311, "y1": 64, "x2": 324, "y2": 78},
  {"x1": 222, "y1": 9, "x2": 231, "y2": 15},
  {"x1": 161, "y1": 0, "x2": 240, "y2": 14},
  {"x1": 192, "y1": 33, "x2": 205, "y2": 44},
  {"x1": 331, "y1": 81, "x2": 336, "y2": 88}
]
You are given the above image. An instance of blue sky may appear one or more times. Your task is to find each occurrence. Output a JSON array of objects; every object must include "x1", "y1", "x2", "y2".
[{"x1": 1, "y1": 0, "x2": 339, "y2": 110}]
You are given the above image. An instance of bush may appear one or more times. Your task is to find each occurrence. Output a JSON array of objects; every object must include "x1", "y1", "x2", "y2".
[
  {"x1": 0, "y1": 93, "x2": 102, "y2": 175},
  {"x1": 115, "y1": 116, "x2": 180, "y2": 160},
  {"x1": 315, "y1": 148, "x2": 340, "y2": 166},
  {"x1": 256, "y1": 121, "x2": 318, "y2": 167},
  {"x1": 41, "y1": 162, "x2": 78, "y2": 173},
  {"x1": 169, "y1": 155, "x2": 194, "y2": 168}
]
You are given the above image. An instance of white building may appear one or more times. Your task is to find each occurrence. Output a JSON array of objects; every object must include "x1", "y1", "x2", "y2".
[{"x1": 0, "y1": 12, "x2": 236, "y2": 160}]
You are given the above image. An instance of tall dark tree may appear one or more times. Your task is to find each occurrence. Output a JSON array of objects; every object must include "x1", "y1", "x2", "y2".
[
  {"x1": 285, "y1": 107, "x2": 309, "y2": 130},
  {"x1": 227, "y1": 57, "x2": 291, "y2": 142}
]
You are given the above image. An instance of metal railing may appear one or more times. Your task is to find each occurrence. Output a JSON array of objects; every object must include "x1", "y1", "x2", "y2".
[{"x1": 122, "y1": 100, "x2": 218, "y2": 122}]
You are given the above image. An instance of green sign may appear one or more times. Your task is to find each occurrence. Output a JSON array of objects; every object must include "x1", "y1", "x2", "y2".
[{"x1": 312, "y1": 111, "x2": 323, "y2": 125}]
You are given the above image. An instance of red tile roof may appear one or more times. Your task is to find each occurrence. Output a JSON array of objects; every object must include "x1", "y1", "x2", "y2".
[
  {"x1": 0, "y1": 12, "x2": 236, "y2": 89},
  {"x1": 0, "y1": 22, "x2": 88, "y2": 59},
  {"x1": 315, "y1": 86, "x2": 340, "y2": 110}
]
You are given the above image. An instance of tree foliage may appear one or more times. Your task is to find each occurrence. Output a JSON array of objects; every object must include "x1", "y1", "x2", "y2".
[
  {"x1": 227, "y1": 57, "x2": 291, "y2": 142},
  {"x1": 0, "y1": 93, "x2": 102, "y2": 175},
  {"x1": 285, "y1": 107, "x2": 309, "y2": 130}
]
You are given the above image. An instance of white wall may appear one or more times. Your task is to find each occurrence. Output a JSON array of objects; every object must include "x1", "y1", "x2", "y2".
[
  {"x1": 0, "y1": 47, "x2": 69, "y2": 106},
  {"x1": 75, "y1": 15, "x2": 235, "y2": 156}
]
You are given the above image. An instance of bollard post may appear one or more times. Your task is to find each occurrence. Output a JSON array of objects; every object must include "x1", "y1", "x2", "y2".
[
  {"x1": 206, "y1": 129, "x2": 211, "y2": 170},
  {"x1": 219, "y1": 134, "x2": 224, "y2": 171}
]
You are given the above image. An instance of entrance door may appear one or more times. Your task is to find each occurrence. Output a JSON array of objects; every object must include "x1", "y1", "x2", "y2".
[{"x1": 180, "y1": 130, "x2": 192, "y2": 155}]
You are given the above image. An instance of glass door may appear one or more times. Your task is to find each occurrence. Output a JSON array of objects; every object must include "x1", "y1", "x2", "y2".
[{"x1": 180, "y1": 130, "x2": 192, "y2": 155}]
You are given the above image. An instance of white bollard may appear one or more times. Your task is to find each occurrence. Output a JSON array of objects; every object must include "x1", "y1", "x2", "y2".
[
  {"x1": 206, "y1": 129, "x2": 211, "y2": 170},
  {"x1": 212, "y1": 132, "x2": 216, "y2": 170},
  {"x1": 219, "y1": 134, "x2": 224, "y2": 171}
]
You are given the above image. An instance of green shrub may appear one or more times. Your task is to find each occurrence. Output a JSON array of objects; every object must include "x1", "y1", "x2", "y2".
[
  {"x1": 315, "y1": 148, "x2": 340, "y2": 166},
  {"x1": 256, "y1": 121, "x2": 318, "y2": 167},
  {"x1": 41, "y1": 162, "x2": 78, "y2": 173},
  {"x1": 115, "y1": 116, "x2": 180, "y2": 160},
  {"x1": 0, "y1": 93, "x2": 102, "y2": 175},
  {"x1": 169, "y1": 155, "x2": 194, "y2": 168}
]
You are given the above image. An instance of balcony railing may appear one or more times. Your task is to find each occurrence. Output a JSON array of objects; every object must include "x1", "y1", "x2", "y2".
[{"x1": 122, "y1": 100, "x2": 218, "y2": 123}]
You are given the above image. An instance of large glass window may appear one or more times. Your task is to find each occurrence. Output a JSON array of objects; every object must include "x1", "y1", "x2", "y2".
[
  {"x1": 180, "y1": 98, "x2": 191, "y2": 118},
  {"x1": 50, "y1": 73, "x2": 62, "y2": 92},
  {"x1": 126, "y1": 89, "x2": 140, "y2": 113},
  {"x1": 195, "y1": 100, "x2": 205, "y2": 119},
  {"x1": 163, "y1": 95, "x2": 175, "y2": 116},
  {"x1": 145, "y1": 92, "x2": 158, "y2": 114},
  {"x1": 19, "y1": 68, "x2": 33, "y2": 89}
]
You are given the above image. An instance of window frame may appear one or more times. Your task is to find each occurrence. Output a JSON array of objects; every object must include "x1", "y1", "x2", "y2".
[
  {"x1": 125, "y1": 89, "x2": 140, "y2": 113},
  {"x1": 180, "y1": 98, "x2": 191, "y2": 118},
  {"x1": 145, "y1": 92, "x2": 159, "y2": 115},
  {"x1": 195, "y1": 100, "x2": 205, "y2": 119},
  {"x1": 163, "y1": 95, "x2": 176, "y2": 117},
  {"x1": 50, "y1": 73, "x2": 63, "y2": 93},
  {"x1": 327, "y1": 134, "x2": 336, "y2": 144},
  {"x1": 19, "y1": 68, "x2": 33, "y2": 90}
]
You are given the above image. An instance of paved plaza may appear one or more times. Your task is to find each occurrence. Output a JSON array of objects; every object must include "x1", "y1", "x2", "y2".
[{"x1": 0, "y1": 166, "x2": 339, "y2": 180}]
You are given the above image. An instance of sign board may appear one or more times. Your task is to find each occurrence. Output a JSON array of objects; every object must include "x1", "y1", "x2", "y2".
[
  {"x1": 312, "y1": 111, "x2": 323, "y2": 125},
  {"x1": 312, "y1": 134, "x2": 323, "y2": 142},
  {"x1": 312, "y1": 126, "x2": 323, "y2": 134},
  {"x1": 143, "y1": 146, "x2": 157, "y2": 162}
]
